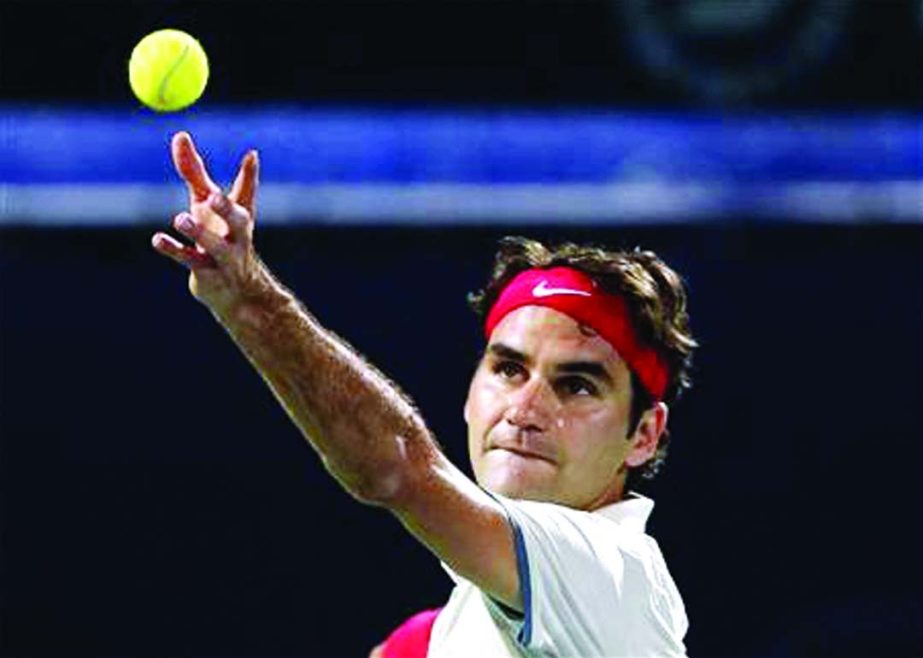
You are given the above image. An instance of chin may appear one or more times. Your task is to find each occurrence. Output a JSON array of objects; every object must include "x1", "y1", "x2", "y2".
[
  {"x1": 480, "y1": 465, "x2": 557, "y2": 502},
  {"x1": 472, "y1": 447, "x2": 560, "y2": 499}
]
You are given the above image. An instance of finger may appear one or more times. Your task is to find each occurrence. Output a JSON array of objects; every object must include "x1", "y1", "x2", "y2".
[
  {"x1": 172, "y1": 212, "x2": 230, "y2": 262},
  {"x1": 151, "y1": 231, "x2": 217, "y2": 269},
  {"x1": 208, "y1": 191, "x2": 251, "y2": 240},
  {"x1": 171, "y1": 131, "x2": 221, "y2": 203},
  {"x1": 228, "y1": 150, "x2": 259, "y2": 216}
]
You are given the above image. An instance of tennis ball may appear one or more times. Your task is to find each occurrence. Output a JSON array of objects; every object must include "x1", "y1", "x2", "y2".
[{"x1": 129, "y1": 29, "x2": 209, "y2": 112}]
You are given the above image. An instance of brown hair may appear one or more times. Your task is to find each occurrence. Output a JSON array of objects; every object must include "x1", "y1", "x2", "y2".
[{"x1": 467, "y1": 236, "x2": 698, "y2": 482}]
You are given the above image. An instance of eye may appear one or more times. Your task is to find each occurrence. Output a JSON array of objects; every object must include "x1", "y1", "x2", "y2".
[
  {"x1": 493, "y1": 360, "x2": 526, "y2": 381},
  {"x1": 558, "y1": 376, "x2": 598, "y2": 397}
]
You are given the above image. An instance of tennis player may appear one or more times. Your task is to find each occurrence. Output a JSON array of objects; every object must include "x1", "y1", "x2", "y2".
[{"x1": 152, "y1": 132, "x2": 697, "y2": 658}]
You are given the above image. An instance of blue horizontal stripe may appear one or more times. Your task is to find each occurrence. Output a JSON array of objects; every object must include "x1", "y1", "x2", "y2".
[{"x1": 1, "y1": 104, "x2": 920, "y2": 185}]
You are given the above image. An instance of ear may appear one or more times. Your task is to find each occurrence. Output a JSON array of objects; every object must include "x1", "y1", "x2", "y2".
[{"x1": 624, "y1": 402, "x2": 669, "y2": 468}]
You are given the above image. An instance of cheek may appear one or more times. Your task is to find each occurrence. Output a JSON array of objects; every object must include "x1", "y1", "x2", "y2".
[
  {"x1": 560, "y1": 407, "x2": 630, "y2": 459},
  {"x1": 466, "y1": 374, "x2": 506, "y2": 428}
]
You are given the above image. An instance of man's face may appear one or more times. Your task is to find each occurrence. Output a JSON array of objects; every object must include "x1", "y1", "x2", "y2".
[{"x1": 464, "y1": 305, "x2": 659, "y2": 510}]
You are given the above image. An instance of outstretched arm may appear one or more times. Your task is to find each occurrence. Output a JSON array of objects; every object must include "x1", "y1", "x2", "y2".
[{"x1": 151, "y1": 132, "x2": 521, "y2": 609}]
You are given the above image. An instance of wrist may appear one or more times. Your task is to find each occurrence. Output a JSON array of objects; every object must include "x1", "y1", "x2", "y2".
[{"x1": 212, "y1": 260, "x2": 294, "y2": 331}]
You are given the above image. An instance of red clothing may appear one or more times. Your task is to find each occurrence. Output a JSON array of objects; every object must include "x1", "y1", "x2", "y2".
[{"x1": 382, "y1": 608, "x2": 442, "y2": 658}]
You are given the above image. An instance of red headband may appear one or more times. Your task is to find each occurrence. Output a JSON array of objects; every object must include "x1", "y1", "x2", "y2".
[{"x1": 484, "y1": 267, "x2": 669, "y2": 401}]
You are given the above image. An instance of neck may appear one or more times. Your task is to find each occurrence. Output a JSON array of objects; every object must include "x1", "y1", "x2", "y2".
[{"x1": 584, "y1": 474, "x2": 626, "y2": 511}]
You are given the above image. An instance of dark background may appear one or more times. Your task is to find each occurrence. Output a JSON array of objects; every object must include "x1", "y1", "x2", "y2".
[
  {"x1": 2, "y1": 1, "x2": 922, "y2": 657},
  {"x1": 1, "y1": 0, "x2": 920, "y2": 108}
]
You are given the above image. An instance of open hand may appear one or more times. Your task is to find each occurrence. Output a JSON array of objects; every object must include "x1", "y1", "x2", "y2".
[{"x1": 151, "y1": 131, "x2": 261, "y2": 315}]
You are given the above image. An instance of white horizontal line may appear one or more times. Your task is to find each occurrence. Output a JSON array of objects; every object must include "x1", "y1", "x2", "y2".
[{"x1": 0, "y1": 181, "x2": 920, "y2": 225}]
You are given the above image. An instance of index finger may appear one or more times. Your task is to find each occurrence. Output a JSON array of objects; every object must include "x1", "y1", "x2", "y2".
[{"x1": 171, "y1": 131, "x2": 221, "y2": 202}]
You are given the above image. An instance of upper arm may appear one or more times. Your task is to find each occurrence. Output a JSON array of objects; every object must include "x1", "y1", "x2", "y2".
[{"x1": 386, "y1": 448, "x2": 522, "y2": 612}]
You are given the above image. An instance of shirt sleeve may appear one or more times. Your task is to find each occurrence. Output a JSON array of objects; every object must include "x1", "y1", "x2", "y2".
[{"x1": 485, "y1": 494, "x2": 685, "y2": 658}]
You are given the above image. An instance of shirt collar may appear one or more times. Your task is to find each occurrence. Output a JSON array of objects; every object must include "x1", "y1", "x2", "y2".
[
  {"x1": 592, "y1": 491, "x2": 654, "y2": 533},
  {"x1": 440, "y1": 491, "x2": 655, "y2": 583}
]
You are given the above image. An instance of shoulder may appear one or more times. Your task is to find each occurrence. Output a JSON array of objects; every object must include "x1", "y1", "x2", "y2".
[
  {"x1": 492, "y1": 493, "x2": 652, "y2": 558},
  {"x1": 485, "y1": 493, "x2": 688, "y2": 655}
]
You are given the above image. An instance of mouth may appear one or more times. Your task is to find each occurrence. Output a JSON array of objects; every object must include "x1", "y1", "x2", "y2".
[{"x1": 490, "y1": 446, "x2": 556, "y2": 465}]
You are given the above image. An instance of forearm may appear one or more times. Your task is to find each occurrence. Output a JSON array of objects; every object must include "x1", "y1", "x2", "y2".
[
  {"x1": 157, "y1": 135, "x2": 520, "y2": 610},
  {"x1": 212, "y1": 262, "x2": 433, "y2": 504}
]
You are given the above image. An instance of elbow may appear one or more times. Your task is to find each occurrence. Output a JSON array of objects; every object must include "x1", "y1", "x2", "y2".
[
  {"x1": 344, "y1": 433, "x2": 435, "y2": 508},
  {"x1": 344, "y1": 463, "x2": 407, "y2": 507}
]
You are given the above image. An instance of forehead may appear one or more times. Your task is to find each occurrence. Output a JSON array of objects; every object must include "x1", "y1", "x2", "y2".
[{"x1": 488, "y1": 305, "x2": 622, "y2": 366}]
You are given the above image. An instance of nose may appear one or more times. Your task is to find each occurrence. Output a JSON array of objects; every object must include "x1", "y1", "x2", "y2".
[{"x1": 504, "y1": 376, "x2": 556, "y2": 432}]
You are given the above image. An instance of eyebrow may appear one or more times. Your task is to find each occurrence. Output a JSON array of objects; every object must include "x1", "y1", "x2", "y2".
[{"x1": 486, "y1": 342, "x2": 615, "y2": 387}]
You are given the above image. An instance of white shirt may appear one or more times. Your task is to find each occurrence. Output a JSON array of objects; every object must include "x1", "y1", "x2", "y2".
[{"x1": 428, "y1": 493, "x2": 688, "y2": 658}]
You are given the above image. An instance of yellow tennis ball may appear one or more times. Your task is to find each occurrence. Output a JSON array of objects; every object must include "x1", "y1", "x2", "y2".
[{"x1": 129, "y1": 29, "x2": 209, "y2": 112}]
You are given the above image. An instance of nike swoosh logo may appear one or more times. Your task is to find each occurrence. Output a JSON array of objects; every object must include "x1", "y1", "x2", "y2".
[{"x1": 532, "y1": 281, "x2": 592, "y2": 298}]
